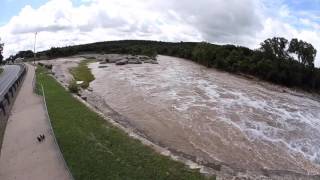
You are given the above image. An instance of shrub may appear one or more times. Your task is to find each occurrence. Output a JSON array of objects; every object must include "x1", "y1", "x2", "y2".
[
  {"x1": 68, "y1": 81, "x2": 79, "y2": 93},
  {"x1": 86, "y1": 56, "x2": 96, "y2": 60},
  {"x1": 45, "y1": 64, "x2": 53, "y2": 69}
]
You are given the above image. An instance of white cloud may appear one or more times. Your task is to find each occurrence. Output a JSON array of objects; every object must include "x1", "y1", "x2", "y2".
[
  {"x1": 0, "y1": 0, "x2": 203, "y2": 56},
  {"x1": 0, "y1": 0, "x2": 319, "y2": 66}
]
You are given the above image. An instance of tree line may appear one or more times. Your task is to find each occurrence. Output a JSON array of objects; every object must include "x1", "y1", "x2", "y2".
[
  {"x1": 0, "y1": 38, "x2": 3, "y2": 65},
  {"x1": 9, "y1": 38, "x2": 319, "y2": 92}
]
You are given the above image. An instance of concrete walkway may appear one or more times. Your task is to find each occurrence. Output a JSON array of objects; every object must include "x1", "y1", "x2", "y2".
[{"x1": 0, "y1": 64, "x2": 71, "y2": 180}]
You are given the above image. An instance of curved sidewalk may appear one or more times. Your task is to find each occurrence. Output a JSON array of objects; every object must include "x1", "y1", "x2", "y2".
[{"x1": 0, "y1": 64, "x2": 71, "y2": 180}]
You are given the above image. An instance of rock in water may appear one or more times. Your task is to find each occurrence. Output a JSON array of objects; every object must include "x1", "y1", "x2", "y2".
[
  {"x1": 116, "y1": 60, "x2": 128, "y2": 65},
  {"x1": 128, "y1": 60, "x2": 142, "y2": 64},
  {"x1": 76, "y1": 81, "x2": 84, "y2": 85},
  {"x1": 138, "y1": 56, "x2": 149, "y2": 61},
  {"x1": 144, "y1": 60, "x2": 158, "y2": 64},
  {"x1": 81, "y1": 96, "x2": 87, "y2": 101},
  {"x1": 150, "y1": 61, "x2": 159, "y2": 64},
  {"x1": 107, "y1": 58, "x2": 122, "y2": 63}
]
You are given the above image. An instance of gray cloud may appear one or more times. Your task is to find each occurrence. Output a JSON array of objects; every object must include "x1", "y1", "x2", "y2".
[
  {"x1": 0, "y1": 0, "x2": 319, "y2": 66},
  {"x1": 153, "y1": 0, "x2": 263, "y2": 45},
  {"x1": 7, "y1": 0, "x2": 264, "y2": 44}
]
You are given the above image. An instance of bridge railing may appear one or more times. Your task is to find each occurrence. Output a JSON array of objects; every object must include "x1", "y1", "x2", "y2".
[
  {"x1": 0, "y1": 64, "x2": 27, "y2": 153},
  {"x1": 0, "y1": 64, "x2": 26, "y2": 116}
]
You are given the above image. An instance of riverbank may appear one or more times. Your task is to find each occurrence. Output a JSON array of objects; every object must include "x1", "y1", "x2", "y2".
[{"x1": 36, "y1": 66, "x2": 212, "y2": 180}]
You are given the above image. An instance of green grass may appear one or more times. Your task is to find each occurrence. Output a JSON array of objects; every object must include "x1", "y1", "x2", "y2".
[
  {"x1": 0, "y1": 68, "x2": 3, "y2": 75},
  {"x1": 70, "y1": 60, "x2": 95, "y2": 88},
  {"x1": 36, "y1": 66, "x2": 214, "y2": 180}
]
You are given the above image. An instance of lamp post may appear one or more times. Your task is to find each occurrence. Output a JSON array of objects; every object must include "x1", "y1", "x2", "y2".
[{"x1": 33, "y1": 32, "x2": 37, "y2": 65}]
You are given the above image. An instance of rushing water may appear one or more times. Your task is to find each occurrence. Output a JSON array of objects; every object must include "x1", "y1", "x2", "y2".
[{"x1": 88, "y1": 55, "x2": 320, "y2": 176}]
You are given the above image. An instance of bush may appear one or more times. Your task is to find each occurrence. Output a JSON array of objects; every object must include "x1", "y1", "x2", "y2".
[
  {"x1": 69, "y1": 60, "x2": 95, "y2": 89},
  {"x1": 68, "y1": 81, "x2": 79, "y2": 93},
  {"x1": 45, "y1": 64, "x2": 53, "y2": 69},
  {"x1": 86, "y1": 56, "x2": 96, "y2": 60}
]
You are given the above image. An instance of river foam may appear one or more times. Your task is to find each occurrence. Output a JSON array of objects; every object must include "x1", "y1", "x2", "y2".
[{"x1": 88, "y1": 55, "x2": 320, "y2": 177}]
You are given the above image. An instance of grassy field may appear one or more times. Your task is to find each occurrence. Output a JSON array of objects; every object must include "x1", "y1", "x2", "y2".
[
  {"x1": 36, "y1": 67, "x2": 214, "y2": 180},
  {"x1": 70, "y1": 60, "x2": 95, "y2": 88},
  {"x1": 0, "y1": 67, "x2": 3, "y2": 75}
]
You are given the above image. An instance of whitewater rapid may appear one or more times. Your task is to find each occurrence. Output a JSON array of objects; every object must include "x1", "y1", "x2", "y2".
[{"x1": 87, "y1": 55, "x2": 320, "y2": 177}]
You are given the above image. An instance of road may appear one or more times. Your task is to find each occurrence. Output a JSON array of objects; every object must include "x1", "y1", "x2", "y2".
[{"x1": 0, "y1": 65, "x2": 21, "y2": 98}]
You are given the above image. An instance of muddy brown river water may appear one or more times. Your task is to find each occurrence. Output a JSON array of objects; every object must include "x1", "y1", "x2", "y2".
[{"x1": 53, "y1": 55, "x2": 320, "y2": 179}]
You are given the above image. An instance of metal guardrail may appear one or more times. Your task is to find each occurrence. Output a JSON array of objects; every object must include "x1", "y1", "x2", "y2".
[
  {"x1": 0, "y1": 64, "x2": 27, "y2": 156},
  {"x1": 0, "y1": 64, "x2": 27, "y2": 116}
]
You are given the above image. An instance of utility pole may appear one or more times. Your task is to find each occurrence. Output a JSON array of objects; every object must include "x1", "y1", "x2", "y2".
[{"x1": 33, "y1": 32, "x2": 37, "y2": 65}]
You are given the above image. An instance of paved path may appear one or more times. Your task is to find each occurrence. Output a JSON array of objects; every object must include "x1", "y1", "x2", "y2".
[{"x1": 0, "y1": 64, "x2": 71, "y2": 180}]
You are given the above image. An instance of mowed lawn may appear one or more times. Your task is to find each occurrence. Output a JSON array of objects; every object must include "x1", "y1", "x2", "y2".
[{"x1": 36, "y1": 67, "x2": 214, "y2": 180}]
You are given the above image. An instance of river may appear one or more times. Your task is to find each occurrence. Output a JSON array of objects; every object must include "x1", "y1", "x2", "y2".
[{"x1": 65, "y1": 55, "x2": 320, "y2": 178}]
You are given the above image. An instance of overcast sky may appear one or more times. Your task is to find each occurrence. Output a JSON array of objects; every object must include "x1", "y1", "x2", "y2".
[{"x1": 0, "y1": 0, "x2": 319, "y2": 66}]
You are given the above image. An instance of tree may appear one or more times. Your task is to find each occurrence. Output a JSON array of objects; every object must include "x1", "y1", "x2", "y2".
[
  {"x1": 7, "y1": 55, "x2": 14, "y2": 64},
  {"x1": 288, "y1": 38, "x2": 300, "y2": 61},
  {"x1": 289, "y1": 39, "x2": 317, "y2": 67},
  {"x1": 192, "y1": 42, "x2": 215, "y2": 67},
  {"x1": 141, "y1": 48, "x2": 157, "y2": 59},
  {"x1": 0, "y1": 39, "x2": 3, "y2": 65},
  {"x1": 227, "y1": 50, "x2": 243, "y2": 72},
  {"x1": 17, "y1": 50, "x2": 34, "y2": 59},
  {"x1": 300, "y1": 41, "x2": 317, "y2": 67},
  {"x1": 260, "y1": 37, "x2": 289, "y2": 60}
]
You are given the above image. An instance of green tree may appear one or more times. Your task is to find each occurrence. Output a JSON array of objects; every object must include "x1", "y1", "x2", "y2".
[
  {"x1": 288, "y1": 38, "x2": 300, "y2": 61},
  {"x1": 260, "y1": 37, "x2": 289, "y2": 60},
  {"x1": 300, "y1": 41, "x2": 317, "y2": 67},
  {"x1": 289, "y1": 39, "x2": 317, "y2": 67},
  {"x1": 141, "y1": 48, "x2": 157, "y2": 59},
  {"x1": 0, "y1": 39, "x2": 3, "y2": 65},
  {"x1": 192, "y1": 42, "x2": 214, "y2": 67},
  {"x1": 227, "y1": 50, "x2": 243, "y2": 72}
]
